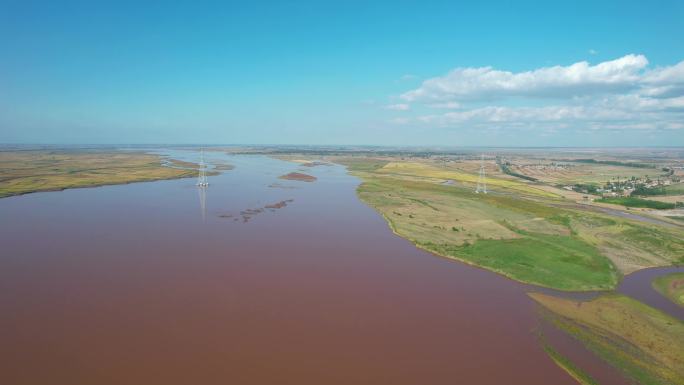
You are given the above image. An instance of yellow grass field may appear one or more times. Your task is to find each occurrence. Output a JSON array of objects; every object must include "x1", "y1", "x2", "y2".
[{"x1": 377, "y1": 161, "x2": 559, "y2": 197}]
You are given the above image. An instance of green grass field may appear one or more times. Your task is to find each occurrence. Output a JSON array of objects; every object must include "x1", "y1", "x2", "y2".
[
  {"x1": 425, "y1": 232, "x2": 618, "y2": 291},
  {"x1": 652, "y1": 272, "x2": 684, "y2": 307},
  {"x1": 597, "y1": 197, "x2": 676, "y2": 210}
]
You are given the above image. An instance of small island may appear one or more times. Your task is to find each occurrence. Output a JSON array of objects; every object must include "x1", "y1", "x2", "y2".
[
  {"x1": 278, "y1": 172, "x2": 317, "y2": 182},
  {"x1": 214, "y1": 163, "x2": 235, "y2": 171}
]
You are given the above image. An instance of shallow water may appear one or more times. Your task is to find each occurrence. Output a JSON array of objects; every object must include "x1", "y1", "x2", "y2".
[{"x1": 0, "y1": 151, "x2": 643, "y2": 385}]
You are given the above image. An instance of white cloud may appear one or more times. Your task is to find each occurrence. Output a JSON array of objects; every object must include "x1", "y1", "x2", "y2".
[
  {"x1": 417, "y1": 105, "x2": 633, "y2": 125},
  {"x1": 427, "y1": 101, "x2": 461, "y2": 109},
  {"x1": 589, "y1": 49, "x2": 598, "y2": 55},
  {"x1": 640, "y1": 60, "x2": 684, "y2": 98},
  {"x1": 402, "y1": 98, "x2": 682, "y2": 132},
  {"x1": 401, "y1": 54, "x2": 650, "y2": 102},
  {"x1": 599, "y1": 94, "x2": 684, "y2": 111},
  {"x1": 642, "y1": 60, "x2": 684, "y2": 84},
  {"x1": 384, "y1": 103, "x2": 410, "y2": 111},
  {"x1": 390, "y1": 54, "x2": 684, "y2": 133}
]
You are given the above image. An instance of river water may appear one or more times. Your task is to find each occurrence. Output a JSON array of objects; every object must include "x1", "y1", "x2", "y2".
[{"x1": 0, "y1": 150, "x2": 671, "y2": 385}]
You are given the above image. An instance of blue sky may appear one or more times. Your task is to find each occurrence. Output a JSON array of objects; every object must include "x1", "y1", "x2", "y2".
[{"x1": 1, "y1": 0, "x2": 683, "y2": 146}]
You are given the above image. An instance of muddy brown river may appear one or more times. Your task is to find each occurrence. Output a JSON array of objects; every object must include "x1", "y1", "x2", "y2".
[{"x1": 0, "y1": 151, "x2": 671, "y2": 385}]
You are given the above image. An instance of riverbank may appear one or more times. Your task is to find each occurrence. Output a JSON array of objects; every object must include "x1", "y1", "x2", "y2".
[{"x1": 329, "y1": 156, "x2": 684, "y2": 291}]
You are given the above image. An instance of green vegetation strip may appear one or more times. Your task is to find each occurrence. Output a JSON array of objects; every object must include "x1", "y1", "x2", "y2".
[
  {"x1": 597, "y1": 197, "x2": 675, "y2": 210},
  {"x1": 543, "y1": 344, "x2": 600, "y2": 385},
  {"x1": 498, "y1": 160, "x2": 538, "y2": 181},
  {"x1": 572, "y1": 159, "x2": 656, "y2": 169}
]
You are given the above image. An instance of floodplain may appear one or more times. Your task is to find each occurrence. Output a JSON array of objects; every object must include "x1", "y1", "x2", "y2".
[{"x1": 1, "y1": 146, "x2": 683, "y2": 385}]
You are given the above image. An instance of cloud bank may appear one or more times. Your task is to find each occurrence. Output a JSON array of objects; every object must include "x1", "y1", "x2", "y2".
[{"x1": 392, "y1": 55, "x2": 684, "y2": 134}]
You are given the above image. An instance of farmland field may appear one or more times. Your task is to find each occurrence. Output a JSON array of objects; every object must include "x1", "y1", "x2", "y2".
[{"x1": 507, "y1": 160, "x2": 666, "y2": 186}]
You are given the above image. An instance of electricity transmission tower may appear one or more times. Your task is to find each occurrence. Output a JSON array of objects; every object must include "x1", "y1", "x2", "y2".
[
  {"x1": 476, "y1": 154, "x2": 487, "y2": 194},
  {"x1": 197, "y1": 148, "x2": 209, "y2": 187}
]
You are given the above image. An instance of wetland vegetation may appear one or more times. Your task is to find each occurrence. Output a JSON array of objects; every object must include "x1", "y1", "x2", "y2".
[
  {"x1": 531, "y1": 292, "x2": 684, "y2": 385},
  {"x1": 542, "y1": 343, "x2": 600, "y2": 385}
]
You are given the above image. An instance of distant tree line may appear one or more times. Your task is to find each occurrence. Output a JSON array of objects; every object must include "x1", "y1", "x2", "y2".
[
  {"x1": 497, "y1": 159, "x2": 539, "y2": 182},
  {"x1": 572, "y1": 158, "x2": 656, "y2": 169},
  {"x1": 631, "y1": 185, "x2": 667, "y2": 196},
  {"x1": 572, "y1": 183, "x2": 599, "y2": 194}
]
